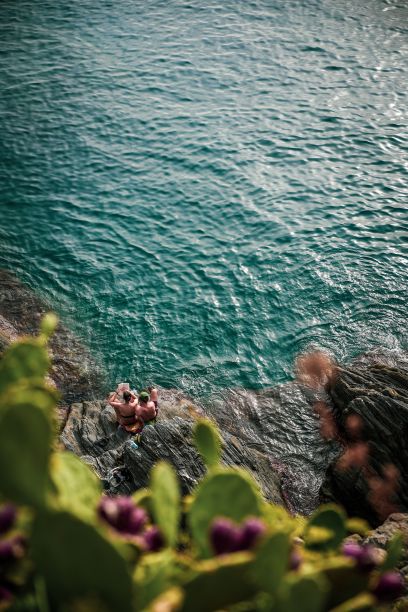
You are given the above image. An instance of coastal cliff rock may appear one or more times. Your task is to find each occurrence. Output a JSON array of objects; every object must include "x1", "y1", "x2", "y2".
[
  {"x1": 0, "y1": 271, "x2": 331, "y2": 512},
  {"x1": 6, "y1": 269, "x2": 408, "y2": 524},
  {"x1": 0, "y1": 269, "x2": 104, "y2": 404},
  {"x1": 58, "y1": 379, "x2": 338, "y2": 513},
  {"x1": 321, "y1": 351, "x2": 408, "y2": 525},
  {"x1": 60, "y1": 389, "x2": 284, "y2": 505}
]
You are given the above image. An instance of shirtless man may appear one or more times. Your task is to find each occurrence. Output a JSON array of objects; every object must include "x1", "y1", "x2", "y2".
[
  {"x1": 136, "y1": 387, "x2": 159, "y2": 423},
  {"x1": 108, "y1": 390, "x2": 139, "y2": 429}
]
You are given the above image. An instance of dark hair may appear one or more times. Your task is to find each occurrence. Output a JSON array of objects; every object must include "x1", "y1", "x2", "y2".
[{"x1": 123, "y1": 391, "x2": 131, "y2": 402}]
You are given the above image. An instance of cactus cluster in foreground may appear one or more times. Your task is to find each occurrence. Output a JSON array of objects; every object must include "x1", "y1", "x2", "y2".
[{"x1": 0, "y1": 320, "x2": 406, "y2": 611}]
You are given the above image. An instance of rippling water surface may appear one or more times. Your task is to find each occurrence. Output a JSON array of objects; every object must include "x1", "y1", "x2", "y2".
[{"x1": 1, "y1": 0, "x2": 407, "y2": 399}]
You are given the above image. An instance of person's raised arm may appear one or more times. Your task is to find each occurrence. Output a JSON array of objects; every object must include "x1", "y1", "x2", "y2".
[
  {"x1": 108, "y1": 392, "x2": 123, "y2": 408},
  {"x1": 148, "y1": 387, "x2": 158, "y2": 402}
]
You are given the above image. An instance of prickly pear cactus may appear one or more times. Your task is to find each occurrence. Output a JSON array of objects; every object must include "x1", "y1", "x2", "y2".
[
  {"x1": 193, "y1": 418, "x2": 222, "y2": 470},
  {"x1": 150, "y1": 461, "x2": 180, "y2": 548},
  {"x1": 0, "y1": 320, "x2": 405, "y2": 612},
  {"x1": 182, "y1": 553, "x2": 255, "y2": 612},
  {"x1": 281, "y1": 573, "x2": 329, "y2": 612},
  {"x1": 50, "y1": 451, "x2": 102, "y2": 523},
  {"x1": 31, "y1": 510, "x2": 133, "y2": 612},
  {"x1": 0, "y1": 398, "x2": 53, "y2": 509},
  {"x1": 189, "y1": 468, "x2": 263, "y2": 558},
  {"x1": 304, "y1": 504, "x2": 347, "y2": 551},
  {"x1": 251, "y1": 531, "x2": 291, "y2": 594}
]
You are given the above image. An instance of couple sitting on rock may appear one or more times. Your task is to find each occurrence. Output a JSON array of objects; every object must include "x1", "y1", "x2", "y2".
[{"x1": 108, "y1": 386, "x2": 158, "y2": 435}]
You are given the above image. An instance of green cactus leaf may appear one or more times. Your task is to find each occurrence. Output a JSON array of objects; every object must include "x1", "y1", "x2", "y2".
[
  {"x1": 31, "y1": 510, "x2": 132, "y2": 612},
  {"x1": 381, "y1": 533, "x2": 403, "y2": 574},
  {"x1": 132, "y1": 488, "x2": 152, "y2": 517},
  {"x1": 50, "y1": 452, "x2": 102, "y2": 523},
  {"x1": 133, "y1": 550, "x2": 175, "y2": 611},
  {"x1": 329, "y1": 592, "x2": 376, "y2": 611},
  {"x1": 0, "y1": 402, "x2": 52, "y2": 508},
  {"x1": 0, "y1": 338, "x2": 50, "y2": 395},
  {"x1": 305, "y1": 526, "x2": 333, "y2": 546},
  {"x1": 281, "y1": 574, "x2": 329, "y2": 612},
  {"x1": 5, "y1": 593, "x2": 39, "y2": 611},
  {"x1": 251, "y1": 531, "x2": 291, "y2": 594},
  {"x1": 193, "y1": 419, "x2": 222, "y2": 469},
  {"x1": 346, "y1": 518, "x2": 370, "y2": 536},
  {"x1": 261, "y1": 501, "x2": 296, "y2": 535},
  {"x1": 1, "y1": 383, "x2": 58, "y2": 421},
  {"x1": 189, "y1": 468, "x2": 263, "y2": 558},
  {"x1": 149, "y1": 587, "x2": 184, "y2": 612},
  {"x1": 40, "y1": 313, "x2": 59, "y2": 341},
  {"x1": 304, "y1": 505, "x2": 346, "y2": 551},
  {"x1": 318, "y1": 557, "x2": 370, "y2": 609},
  {"x1": 182, "y1": 553, "x2": 256, "y2": 612},
  {"x1": 150, "y1": 461, "x2": 180, "y2": 548}
]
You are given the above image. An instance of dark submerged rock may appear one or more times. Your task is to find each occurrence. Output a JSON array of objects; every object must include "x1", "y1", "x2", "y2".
[
  {"x1": 321, "y1": 351, "x2": 408, "y2": 525},
  {"x1": 0, "y1": 269, "x2": 105, "y2": 404}
]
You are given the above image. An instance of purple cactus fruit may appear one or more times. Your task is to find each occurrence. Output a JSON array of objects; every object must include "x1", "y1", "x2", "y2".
[
  {"x1": 114, "y1": 497, "x2": 138, "y2": 533},
  {"x1": 356, "y1": 545, "x2": 378, "y2": 572},
  {"x1": 0, "y1": 586, "x2": 13, "y2": 603},
  {"x1": 210, "y1": 518, "x2": 241, "y2": 555},
  {"x1": 98, "y1": 496, "x2": 146, "y2": 536},
  {"x1": 342, "y1": 541, "x2": 363, "y2": 561},
  {"x1": 98, "y1": 496, "x2": 120, "y2": 527},
  {"x1": 342, "y1": 542, "x2": 379, "y2": 572},
  {"x1": 143, "y1": 526, "x2": 164, "y2": 552},
  {"x1": 290, "y1": 550, "x2": 302, "y2": 571},
  {"x1": 126, "y1": 507, "x2": 147, "y2": 536},
  {"x1": 0, "y1": 535, "x2": 26, "y2": 562},
  {"x1": 373, "y1": 571, "x2": 405, "y2": 602},
  {"x1": 0, "y1": 504, "x2": 16, "y2": 536},
  {"x1": 236, "y1": 518, "x2": 266, "y2": 551}
]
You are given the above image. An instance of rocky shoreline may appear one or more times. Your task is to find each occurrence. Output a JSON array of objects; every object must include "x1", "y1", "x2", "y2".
[
  {"x1": 57, "y1": 351, "x2": 408, "y2": 526},
  {"x1": 2, "y1": 270, "x2": 408, "y2": 531},
  {"x1": 0, "y1": 269, "x2": 105, "y2": 406},
  {"x1": 60, "y1": 392, "x2": 283, "y2": 505}
]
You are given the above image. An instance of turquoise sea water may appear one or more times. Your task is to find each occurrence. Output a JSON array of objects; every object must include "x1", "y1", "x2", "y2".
[{"x1": 0, "y1": 0, "x2": 407, "y2": 397}]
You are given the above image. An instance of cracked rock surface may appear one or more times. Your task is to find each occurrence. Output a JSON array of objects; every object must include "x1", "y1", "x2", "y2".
[
  {"x1": 60, "y1": 388, "x2": 284, "y2": 505},
  {"x1": 321, "y1": 350, "x2": 408, "y2": 525}
]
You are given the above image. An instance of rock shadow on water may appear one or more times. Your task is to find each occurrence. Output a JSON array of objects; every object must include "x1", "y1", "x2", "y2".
[{"x1": 0, "y1": 269, "x2": 106, "y2": 406}]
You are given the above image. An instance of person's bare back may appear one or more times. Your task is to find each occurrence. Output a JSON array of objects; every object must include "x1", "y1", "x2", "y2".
[
  {"x1": 108, "y1": 390, "x2": 138, "y2": 427},
  {"x1": 136, "y1": 388, "x2": 158, "y2": 422}
]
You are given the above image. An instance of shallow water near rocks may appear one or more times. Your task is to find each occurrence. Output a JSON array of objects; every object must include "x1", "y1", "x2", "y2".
[{"x1": 0, "y1": 0, "x2": 407, "y2": 509}]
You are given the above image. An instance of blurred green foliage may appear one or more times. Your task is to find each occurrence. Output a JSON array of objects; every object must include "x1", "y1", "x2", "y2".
[
  {"x1": 193, "y1": 419, "x2": 222, "y2": 470},
  {"x1": 0, "y1": 321, "x2": 405, "y2": 611},
  {"x1": 50, "y1": 452, "x2": 102, "y2": 523},
  {"x1": 150, "y1": 462, "x2": 180, "y2": 548}
]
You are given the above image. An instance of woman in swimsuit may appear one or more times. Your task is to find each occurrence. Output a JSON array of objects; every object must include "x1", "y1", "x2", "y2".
[{"x1": 108, "y1": 390, "x2": 143, "y2": 432}]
